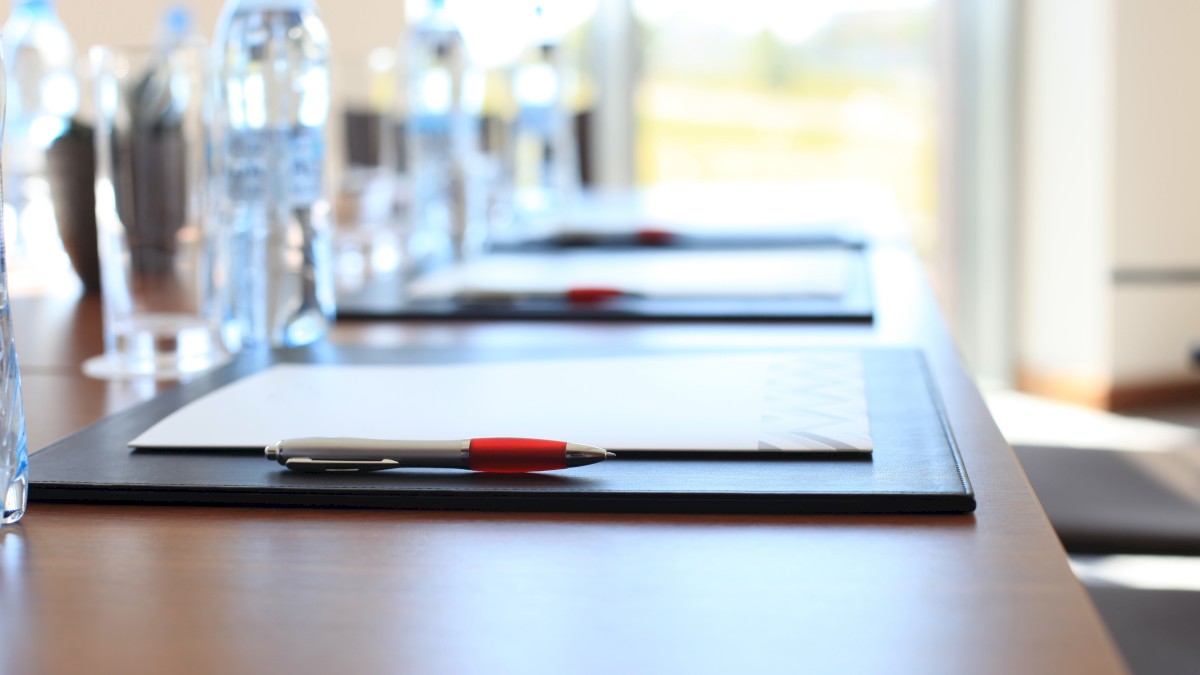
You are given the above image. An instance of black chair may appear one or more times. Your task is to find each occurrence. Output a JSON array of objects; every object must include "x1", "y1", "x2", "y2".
[
  {"x1": 1082, "y1": 582, "x2": 1200, "y2": 675},
  {"x1": 1015, "y1": 444, "x2": 1200, "y2": 555},
  {"x1": 1016, "y1": 444, "x2": 1200, "y2": 674}
]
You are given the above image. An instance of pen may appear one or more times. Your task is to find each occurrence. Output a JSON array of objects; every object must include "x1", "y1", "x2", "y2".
[
  {"x1": 458, "y1": 286, "x2": 634, "y2": 305},
  {"x1": 546, "y1": 227, "x2": 861, "y2": 249},
  {"x1": 551, "y1": 227, "x2": 677, "y2": 248},
  {"x1": 457, "y1": 285, "x2": 808, "y2": 305},
  {"x1": 265, "y1": 437, "x2": 614, "y2": 473}
]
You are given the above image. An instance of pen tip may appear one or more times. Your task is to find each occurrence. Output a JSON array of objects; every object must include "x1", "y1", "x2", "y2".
[{"x1": 605, "y1": 452, "x2": 616, "y2": 459}]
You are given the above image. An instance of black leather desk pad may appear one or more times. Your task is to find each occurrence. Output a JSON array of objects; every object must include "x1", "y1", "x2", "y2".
[
  {"x1": 29, "y1": 345, "x2": 973, "y2": 514},
  {"x1": 336, "y1": 248, "x2": 874, "y2": 323},
  {"x1": 494, "y1": 230, "x2": 866, "y2": 251}
]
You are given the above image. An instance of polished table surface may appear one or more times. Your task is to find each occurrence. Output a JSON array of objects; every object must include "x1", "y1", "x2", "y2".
[{"x1": 0, "y1": 245, "x2": 1128, "y2": 674}]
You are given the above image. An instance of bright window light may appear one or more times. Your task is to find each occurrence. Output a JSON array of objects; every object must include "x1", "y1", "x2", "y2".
[{"x1": 631, "y1": 0, "x2": 938, "y2": 239}]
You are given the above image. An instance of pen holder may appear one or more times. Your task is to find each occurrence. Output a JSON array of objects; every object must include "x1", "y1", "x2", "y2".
[{"x1": 83, "y1": 42, "x2": 231, "y2": 380}]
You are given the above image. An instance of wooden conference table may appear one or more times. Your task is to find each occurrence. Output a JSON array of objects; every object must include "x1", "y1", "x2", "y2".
[{"x1": 0, "y1": 244, "x2": 1127, "y2": 674}]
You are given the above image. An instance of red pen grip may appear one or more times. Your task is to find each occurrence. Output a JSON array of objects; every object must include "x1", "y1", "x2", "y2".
[
  {"x1": 468, "y1": 438, "x2": 568, "y2": 473},
  {"x1": 565, "y1": 287, "x2": 624, "y2": 304},
  {"x1": 635, "y1": 227, "x2": 675, "y2": 246}
]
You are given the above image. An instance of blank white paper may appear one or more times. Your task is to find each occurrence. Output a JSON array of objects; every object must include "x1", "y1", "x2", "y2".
[
  {"x1": 131, "y1": 352, "x2": 873, "y2": 453},
  {"x1": 406, "y1": 249, "x2": 853, "y2": 301}
]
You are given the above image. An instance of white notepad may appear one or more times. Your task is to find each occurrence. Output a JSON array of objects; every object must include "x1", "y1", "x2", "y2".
[
  {"x1": 407, "y1": 249, "x2": 853, "y2": 301},
  {"x1": 131, "y1": 352, "x2": 874, "y2": 453},
  {"x1": 548, "y1": 182, "x2": 882, "y2": 238}
]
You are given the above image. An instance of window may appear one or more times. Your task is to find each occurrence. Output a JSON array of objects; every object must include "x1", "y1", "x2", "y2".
[{"x1": 630, "y1": 0, "x2": 938, "y2": 243}]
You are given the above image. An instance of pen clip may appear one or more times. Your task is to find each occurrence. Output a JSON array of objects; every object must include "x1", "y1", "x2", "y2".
[{"x1": 283, "y1": 458, "x2": 401, "y2": 473}]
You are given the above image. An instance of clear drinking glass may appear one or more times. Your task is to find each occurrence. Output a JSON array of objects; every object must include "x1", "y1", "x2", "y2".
[
  {"x1": 83, "y1": 42, "x2": 229, "y2": 380},
  {"x1": 1, "y1": 49, "x2": 31, "y2": 525}
]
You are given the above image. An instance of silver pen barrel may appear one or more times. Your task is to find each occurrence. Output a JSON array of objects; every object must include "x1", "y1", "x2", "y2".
[{"x1": 266, "y1": 438, "x2": 467, "y2": 468}]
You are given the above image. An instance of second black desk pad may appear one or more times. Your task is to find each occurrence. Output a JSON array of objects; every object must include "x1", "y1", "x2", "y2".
[
  {"x1": 29, "y1": 345, "x2": 973, "y2": 514},
  {"x1": 336, "y1": 247, "x2": 874, "y2": 322}
]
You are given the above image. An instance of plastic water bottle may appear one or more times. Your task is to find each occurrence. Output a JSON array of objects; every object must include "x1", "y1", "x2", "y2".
[
  {"x1": 158, "y1": 5, "x2": 196, "y2": 49},
  {"x1": 511, "y1": 6, "x2": 579, "y2": 218},
  {"x1": 403, "y1": 0, "x2": 486, "y2": 268},
  {"x1": 1, "y1": 0, "x2": 78, "y2": 284},
  {"x1": 151, "y1": 5, "x2": 197, "y2": 59},
  {"x1": 212, "y1": 0, "x2": 335, "y2": 348},
  {"x1": 133, "y1": 7, "x2": 198, "y2": 132},
  {"x1": 0, "y1": 228, "x2": 28, "y2": 526},
  {"x1": 0, "y1": 47, "x2": 31, "y2": 525}
]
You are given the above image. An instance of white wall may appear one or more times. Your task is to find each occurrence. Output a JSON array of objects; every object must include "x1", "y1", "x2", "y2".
[
  {"x1": 1112, "y1": 0, "x2": 1200, "y2": 270},
  {"x1": 1019, "y1": 0, "x2": 1114, "y2": 396},
  {"x1": 1020, "y1": 0, "x2": 1200, "y2": 403},
  {"x1": 3, "y1": 0, "x2": 406, "y2": 129},
  {"x1": 2, "y1": 1, "x2": 405, "y2": 63},
  {"x1": 1109, "y1": 0, "x2": 1200, "y2": 383},
  {"x1": 2, "y1": 0, "x2": 408, "y2": 192}
]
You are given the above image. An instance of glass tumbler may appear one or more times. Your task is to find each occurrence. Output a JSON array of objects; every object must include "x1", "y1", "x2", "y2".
[
  {"x1": 1, "y1": 49, "x2": 31, "y2": 525},
  {"x1": 84, "y1": 42, "x2": 229, "y2": 380}
]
